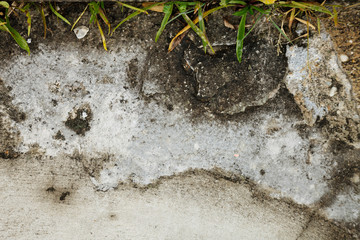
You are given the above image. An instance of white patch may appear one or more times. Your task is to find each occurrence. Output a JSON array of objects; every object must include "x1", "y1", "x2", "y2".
[
  {"x1": 0, "y1": 44, "x2": 333, "y2": 205},
  {"x1": 329, "y1": 87, "x2": 337, "y2": 97},
  {"x1": 81, "y1": 111, "x2": 88, "y2": 120},
  {"x1": 339, "y1": 54, "x2": 349, "y2": 62},
  {"x1": 73, "y1": 26, "x2": 89, "y2": 39},
  {"x1": 326, "y1": 189, "x2": 360, "y2": 222},
  {"x1": 194, "y1": 143, "x2": 200, "y2": 151}
]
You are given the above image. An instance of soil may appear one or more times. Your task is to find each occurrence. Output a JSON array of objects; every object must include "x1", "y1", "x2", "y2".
[
  {"x1": 0, "y1": 79, "x2": 24, "y2": 159},
  {"x1": 65, "y1": 104, "x2": 93, "y2": 136},
  {"x1": 325, "y1": 2, "x2": 360, "y2": 106}
]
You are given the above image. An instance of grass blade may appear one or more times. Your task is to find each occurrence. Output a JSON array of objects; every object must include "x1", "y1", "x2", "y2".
[
  {"x1": 49, "y1": 3, "x2": 71, "y2": 26},
  {"x1": 96, "y1": 17, "x2": 107, "y2": 51},
  {"x1": 243, "y1": 13, "x2": 263, "y2": 40},
  {"x1": 259, "y1": 0, "x2": 276, "y2": 4},
  {"x1": 112, "y1": 2, "x2": 162, "y2": 35},
  {"x1": 289, "y1": 8, "x2": 295, "y2": 29},
  {"x1": 142, "y1": 2, "x2": 164, "y2": 12},
  {"x1": 71, "y1": 4, "x2": 88, "y2": 31},
  {"x1": 306, "y1": 3, "x2": 332, "y2": 15},
  {"x1": 197, "y1": 2, "x2": 207, "y2": 52},
  {"x1": 251, "y1": 5, "x2": 270, "y2": 15},
  {"x1": 236, "y1": 13, "x2": 246, "y2": 63},
  {"x1": 0, "y1": 1, "x2": 9, "y2": 8},
  {"x1": 269, "y1": 17, "x2": 292, "y2": 43},
  {"x1": 167, "y1": 7, "x2": 199, "y2": 25},
  {"x1": 281, "y1": 1, "x2": 333, "y2": 16},
  {"x1": 228, "y1": 0, "x2": 246, "y2": 5},
  {"x1": 89, "y1": 2, "x2": 99, "y2": 24},
  {"x1": 112, "y1": 11, "x2": 140, "y2": 34},
  {"x1": 294, "y1": 17, "x2": 315, "y2": 29},
  {"x1": 0, "y1": 19, "x2": 9, "y2": 30},
  {"x1": 233, "y1": 7, "x2": 249, "y2": 16},
  {"x1": 18, "y1": 3, "x2": 32, "y2": 36},
  {"x1": 98, "y1": 7, "x2": 111, "y2": 34},
  {"x1": 332, "y1": 6, "x2": 338, "y2": 26},
  {"x1": 25, "y1": 10, "x2": 31, "y2": 36},
  {"x1": 316, "y1": 17, "x2": 320, "y2": 34},
  {"x1": 155, "y1": 2, "x2": 173, "y2": 42},
  {"x1": 168, "y1": 4, "x2": 231, "y2": 52},
  {"x1": 289, "y1": 1, "x2": 308, "y2": 9},
  {"x1": 117, "y1": 2, "x2": 148, "y2": 14},
  {"x1": 346, "y1": 3, "x2": 360, "y2": 8},
  {"x1": 38, "y1": 4, "x2": 47, "y2": 39},
  {"x1": 177, "y1": 4, "x2": 214, "y2": 54},
  {"x1": 7, "y1": 23, "x2": 30, "y2": 54}
]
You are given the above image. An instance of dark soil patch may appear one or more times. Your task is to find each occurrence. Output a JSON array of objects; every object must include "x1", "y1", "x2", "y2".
[
  {"x1": 65, "y1": 104, "x2": 93, "y2": 136},
  {"x1": 0, "y1": 79, "x2": 26, "y2": 123},
  {"x1": 316, "y1": 140, "x2": 360, "y2": 232},
  {"x1": 0, "y1": 79, "x2": 23, "y2": 159},
  {"x1": 53, "y1": 130, "x2": 66, "y2": 141}
]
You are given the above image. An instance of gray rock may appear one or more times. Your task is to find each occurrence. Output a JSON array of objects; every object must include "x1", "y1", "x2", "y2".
[{"x1": 285, "y1": 32, "x2": 360, "y2": 147}]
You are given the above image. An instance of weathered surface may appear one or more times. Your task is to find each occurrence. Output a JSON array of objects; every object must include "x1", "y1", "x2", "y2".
[
  {"x1": 0, "y1": 163, "x2": 351, "y2": 239},
  {"x1": 183, "y1": 41, "x2": 284, "y2": 114},
  {"x1": 0, "y1": 4, "x2": 359, "y2": 239},
  {"x1": 286, "y1": 31, "x2": 360, "y2": 146}
]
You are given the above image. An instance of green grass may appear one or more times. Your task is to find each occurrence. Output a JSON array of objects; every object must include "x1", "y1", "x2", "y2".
[{"x1": 0, "y1": 0, "x2": 346, "y2": 62}]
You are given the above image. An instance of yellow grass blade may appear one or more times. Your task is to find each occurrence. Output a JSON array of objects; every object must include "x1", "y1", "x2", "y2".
[
  {"x1": 96, "y1": 18, "x2": 107, "y2": 51},
  {"x1": 295, "y1": 17, "x2": 316, "y2": 30},
  {"x1": 168, "y1": 5, "x2": 230, "y2": 52},
  {"x1": 289, "y1": 8, "x2": 295, "y2": 29},
  {"x1": 71, "y1": 5, "x2": 88, "y2": 31}
]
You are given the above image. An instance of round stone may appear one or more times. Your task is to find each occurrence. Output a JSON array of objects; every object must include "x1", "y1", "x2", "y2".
[{"x1": 339, "y1": 54, "x2": 349, "y2": 62}]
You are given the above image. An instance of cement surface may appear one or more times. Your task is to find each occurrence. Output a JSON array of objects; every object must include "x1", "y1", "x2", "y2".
[
  {"x1": 0, "y1": 4, "x2": 359, "y2": 239},
  {"x1": 0, "y1": 157, "x2": 350, "y2": 240}
]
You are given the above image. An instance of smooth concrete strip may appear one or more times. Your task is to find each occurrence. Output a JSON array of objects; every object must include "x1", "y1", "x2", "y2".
[{"x1": 0, "y1": 156, "x2": 350, "y2": 240}]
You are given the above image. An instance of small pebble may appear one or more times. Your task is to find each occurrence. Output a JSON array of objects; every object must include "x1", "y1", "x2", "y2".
[
  {"x1": 351, "y1": 173, "x2": 359, "y2": 184},
  {"x1": 340, "y1": 54, "x2": 349, "y2": 62},
  {"x1": 74, "y1": 26, "x2": 89, "y2": 39},
  {"x1": 26, "y1": 38, "x2": 31, "y2": 44},
  {"x1": 329, "y1": 87, "x2": 337, "y2": 97}
]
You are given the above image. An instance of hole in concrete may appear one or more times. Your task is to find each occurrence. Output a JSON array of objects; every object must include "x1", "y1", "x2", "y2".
[
  {"x1": 51, "y1": 99, "x2": 58, "y2": 107},
  {"x1": 65, "y1": 104, "x2": 92, "y2": 136},
  {"x1": 53, "y1": 130, "x2": 65, "y2": 141},
  {"x1": 46, "y1": 187, "x2": 56, "y2": 192},
  {"x1": 59, "y1": 192, "x2": 70, "y2": 201},
  {"x1": 0, "y1": 148, "x2": 20, "y2": 159},
  {"x1": 166, "y1": 104, "x2": 174, "y2": 111}
]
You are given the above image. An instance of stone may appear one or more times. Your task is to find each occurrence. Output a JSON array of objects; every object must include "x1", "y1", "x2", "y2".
[
  {"x1": 73, "y1": 26, "x2": 89, "y2": 39},
  {"x1": 340, "y1": 54, "x2": 349, "y2": 62},
  {"x1": 285, "y1": 32, "x2": 360, "y2": 146}
]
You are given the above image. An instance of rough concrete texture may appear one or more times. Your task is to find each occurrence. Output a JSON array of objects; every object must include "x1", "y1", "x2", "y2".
[
  {"x1": 286, "y1": 31, "x2": 360, "y2": 146},
  {"x1": 0, "y1": 5, "x2": 359, "y2": 239}
]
